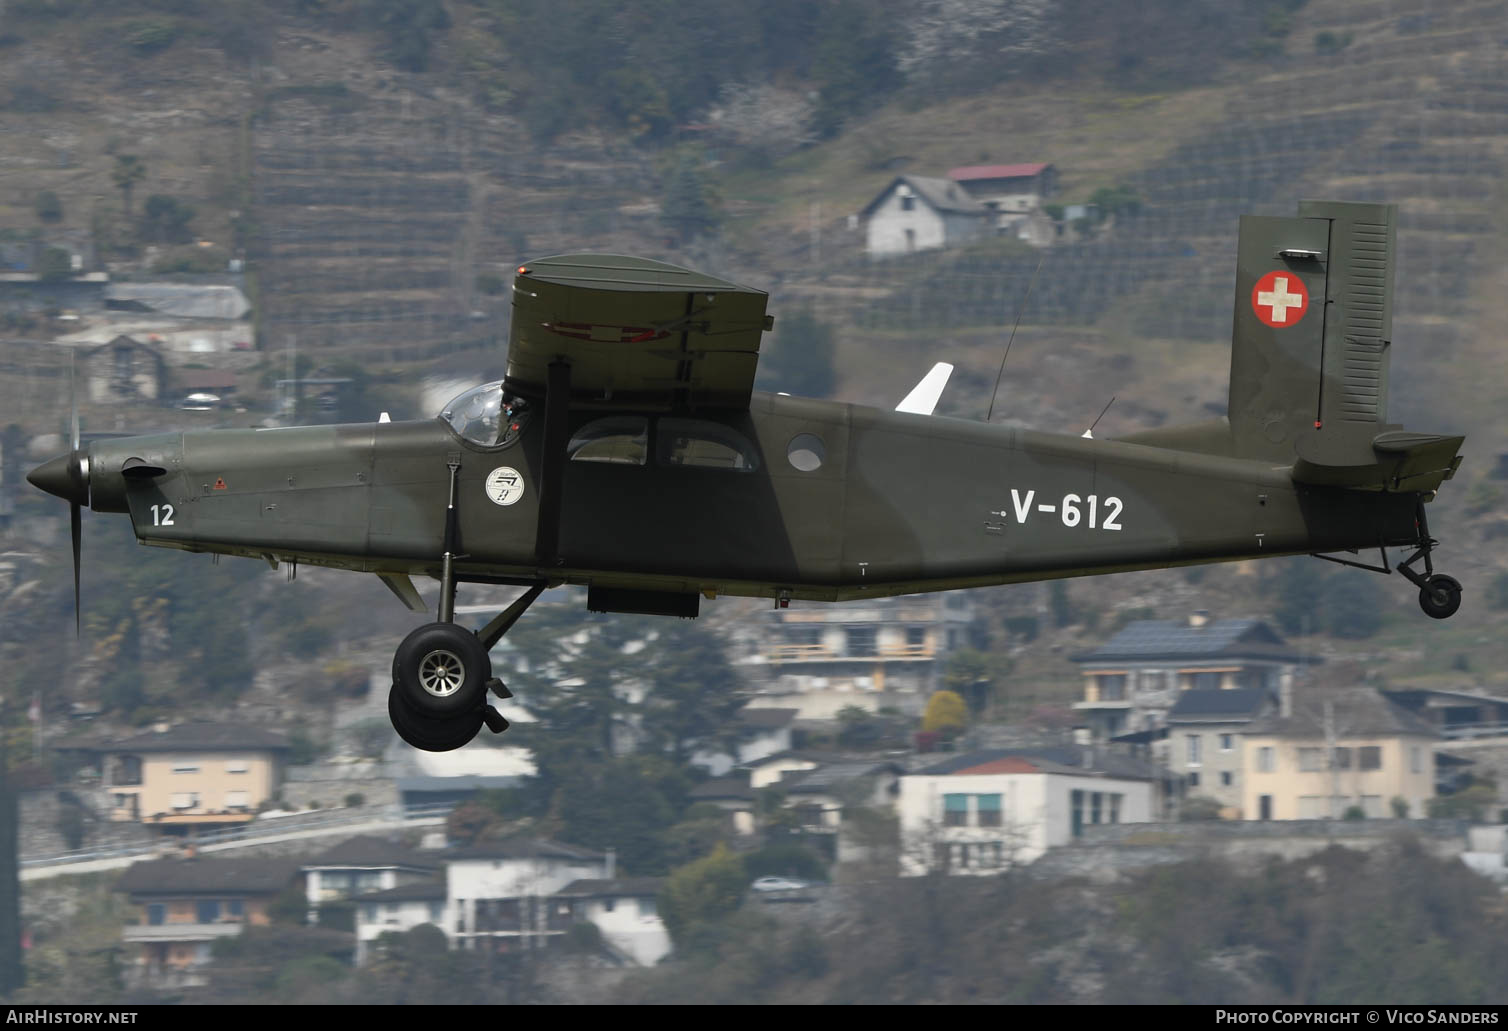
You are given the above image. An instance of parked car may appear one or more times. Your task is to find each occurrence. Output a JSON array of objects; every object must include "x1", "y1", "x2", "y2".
[
  {"x1": 177, "y1": 392, "x2": 221, "y2": 411},
  {"x1": 751, "y1": 876, "x2": 809, "y2": 892}
]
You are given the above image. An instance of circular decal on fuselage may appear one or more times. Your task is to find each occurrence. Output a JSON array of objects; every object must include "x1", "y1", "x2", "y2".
[{"x1": 485, "y1": 466, "x2": 526, "y2": 506}]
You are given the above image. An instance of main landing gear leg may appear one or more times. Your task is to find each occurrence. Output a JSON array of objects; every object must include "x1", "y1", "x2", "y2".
[
  {"x1": 387, "y1": 457, "x2": 547, "y2": 752},
  {"x1": 1397, "y1": 499, "x2": 1462, "y2": 620}
]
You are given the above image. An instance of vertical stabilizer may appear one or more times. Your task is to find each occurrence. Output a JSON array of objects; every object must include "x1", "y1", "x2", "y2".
[{"x1": 1228, "y1": 201, "x2": 1397, "y2": 464}]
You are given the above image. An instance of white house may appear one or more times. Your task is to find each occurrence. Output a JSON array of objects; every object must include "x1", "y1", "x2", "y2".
[
  {"x1": 303, "y1": 835, "x2": 442, "y2": 924},
  {"x1": 445, "y1": 838, "x2": 611, "y2": 952},
  {"x1": 692, "y1": 707, "x2": 798, "y2": 777},
  {"x1": 352, "y1": 879, "x2": 447, "y2": 965},
  {"x1": 898, "y1": 748, "x2": 1158, "y2": 875},
  {"x1": 556, "y1": 878, "x2": 670, "y2": 966},
  {"x1": 860, "y1": 175, "x2": 990, "y2": 258},
  {"x1": 351, "y1": 839, "x2": 673, "y2": 966}
]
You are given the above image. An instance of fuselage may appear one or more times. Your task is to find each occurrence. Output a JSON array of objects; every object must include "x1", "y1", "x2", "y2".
[{"x1": 85, "y1": 391, "x2": 1421, "y2": 603}]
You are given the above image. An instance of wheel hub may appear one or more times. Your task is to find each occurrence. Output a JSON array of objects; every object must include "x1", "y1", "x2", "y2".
[{"x1": 418, "y1": 649, "x2": 466, "y2": 697}]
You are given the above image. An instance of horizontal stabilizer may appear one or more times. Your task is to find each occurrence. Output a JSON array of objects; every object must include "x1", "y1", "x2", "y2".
[
  {"x1": 895, "y1": 362, "x2": 953, "y2": 415},
  {"x1": 1291, "y1": 429, "x2": 1463, "y2": 492}
]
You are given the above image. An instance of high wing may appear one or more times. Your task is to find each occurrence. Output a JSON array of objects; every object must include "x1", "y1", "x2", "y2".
[{"x1": 506, "y1": 254, "x2": 773, "y2": 411}]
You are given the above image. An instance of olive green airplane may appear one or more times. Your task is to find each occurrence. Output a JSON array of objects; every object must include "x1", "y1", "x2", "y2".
[{"x1": 28, "y1": 200, "x2": 1465, "y2": 751}]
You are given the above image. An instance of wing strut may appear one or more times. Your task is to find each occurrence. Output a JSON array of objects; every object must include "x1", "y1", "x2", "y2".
[{"x1": 535, "y1": 360, "x2": 571, "y2": 568}]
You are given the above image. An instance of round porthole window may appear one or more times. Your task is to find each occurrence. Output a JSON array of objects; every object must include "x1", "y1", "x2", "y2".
[{"x1": 787, "y1": 433, "x2": 825, "y2": 472}]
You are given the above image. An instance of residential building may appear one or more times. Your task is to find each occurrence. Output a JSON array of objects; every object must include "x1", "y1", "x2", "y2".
[
  {"x1": 444, "y1": 839, "x2": 611, "y2": 953},
  {"x1": 948, "y1": 163, "x2": 1058, "y2": 214},
  {"x1": 778, "y1": 758, "x2": 905, "y2": 863},
  {"x1": 898, "y1": 747, "x2": 1159, "y2": 874},
  {"x1": 303, "y1": 836, "x2": 442, "y2": 923},
  {"x1": 1381, "y1": 688, "x2": 1508, "y2": 740},
  {"x1": 555, "y1": 879, "x2": 670, "y2": 966},
  {"x1": 743, "y1": 592, "x2": 977, "y2": 719},
  {"x1": 81, "y1": 722, "x2": 290, "y2": 832},
  {"x1": 1241, "y1": 687, "x2": 1438, "y2": 821},
  {"x1": 348, "y1": 840, "x2": 673, "y2": 966},
  {"x1": 351, "y1": 879, "x2": 447, "y2": 965},
  {"x1": 1072, "y1": 614, "x2": 1316, "y2": 742},
  {"x1": 82, "y1": 335, "x2": 166, "y2": 404},
  {"x1": 860, "y1": 175, "x2": 990, "y2": 258},
  {"x1": 691, "y1": 707, "x2": 798, "y2": 777},
  {"x1": 687, "y1": 775, "x2": 758, "y2": 836},
  {"x1": 114, "y1": 856, "x2": 304, "y2": 990},
  {"x1": 1166, "y1": 687, "x2": 1276, "y2": 815}
]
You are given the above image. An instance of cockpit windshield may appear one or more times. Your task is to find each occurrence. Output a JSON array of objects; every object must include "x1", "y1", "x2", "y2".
[{"x1": 440, "y1": 381, "x2": 530, "y2": 448}]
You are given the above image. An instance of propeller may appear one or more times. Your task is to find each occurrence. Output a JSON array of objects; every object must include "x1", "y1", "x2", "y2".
[
  {"x1": 69, "y1": 370, "x2": 83, "y2": 636},
  {"x1": 25, "y1": 359, "x2": 89, "y2": 635}
]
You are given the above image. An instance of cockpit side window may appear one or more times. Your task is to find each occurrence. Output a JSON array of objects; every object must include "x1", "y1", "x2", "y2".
[
  {"x1": 656, "y1": 419, "x2": 759, "y2": 472},
  {"x1": 569, "y1": 417, "x2": 648, "y2": 465},
  {"x1": 440, "y1": 381, "x2": 530, "y2": 449}
]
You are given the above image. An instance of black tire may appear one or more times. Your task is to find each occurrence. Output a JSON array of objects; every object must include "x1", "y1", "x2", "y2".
[
  {"x1": 388, "y1": 684, "x2": 483, "y2": 752},
  {"x1": 393, "y1": 622, "x2": 491, "y2": 718},
  {"x1": 1419, "y1": 574, "x2": 1462, "y2": 620}
]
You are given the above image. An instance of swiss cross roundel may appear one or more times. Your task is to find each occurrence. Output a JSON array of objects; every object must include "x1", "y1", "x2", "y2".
[{"x1": 1251, "y1": 270, "x2": 1310, "y2": 328}]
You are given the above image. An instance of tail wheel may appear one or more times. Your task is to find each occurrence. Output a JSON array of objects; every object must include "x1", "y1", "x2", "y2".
[
  {"x1": 388, "y1": 684, "x2": 483, "y2": 752},
  {"x1": 393, "y1": 622, "x2": 490, "y2": 718},
  {"x1": 1419, "y1": 574, "x2": 1462, "y2": 620}
]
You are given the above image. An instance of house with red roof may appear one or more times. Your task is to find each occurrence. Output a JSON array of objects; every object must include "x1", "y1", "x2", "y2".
[
  {"x1": 897, "y1": 746, "x2": 1159, "y2": 874},
  {"x1": 948, "y1": 162, "x2": 1058, "y2": 213}
]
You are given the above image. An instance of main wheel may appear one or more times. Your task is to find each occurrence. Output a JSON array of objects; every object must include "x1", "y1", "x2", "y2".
[
  {"x1": 1419, "y1": 574, "x2": 1462, "y2": 620},
  {"x1": 388, "y1": 684, "x2": 483, "y2": 752},
  {"x1": 393, "y1": 622, "x2": 490, "y2": 718}
]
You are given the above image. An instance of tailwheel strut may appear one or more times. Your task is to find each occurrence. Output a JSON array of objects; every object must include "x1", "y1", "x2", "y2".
[
  {"x1": 1396, "y1": 498, "x2": 1461, "y2": 620},
  {"x1": 1312, "y1": 496, "x2": 1461, "y2": 620}
]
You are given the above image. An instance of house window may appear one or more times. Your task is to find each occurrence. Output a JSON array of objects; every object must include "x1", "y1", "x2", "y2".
[
  {"x1": 1097, "y1": 674, "x2": 1127, "y2": 701},
  {"x1": 1332, "y1": 747, "x2": 1353, "y2": 770},
  {"x1": 227, "y1": 899, "x2": 244, "y2": 919},
  {"x1": 225, "y1": 791, "x2": 249, "y2": 809},
  {"x1": 1189, "y1": 672, "x2": 1221, "y2": 691},
  {"x1": 110, "y1": 756, "x2": 142, "y2": 786},
  {"x1": 638, "y1": 897, "x2": 657, "y2": 918},
  {"x1": 226, "y1": 760, "x2": 249, "y2": 774},
  {"x1": 1257, "y1": 747, "x2": 1275, "y2": 773},
  {"x1": 906, "y1": 627, "x2": 927, "y2": 648},
  {"x1": 846, "y1": 627, "x2": 877, "y2": 657},
  {"x1": 1359, "y1": 746, "x2": 1382, "y2": 771},
  {"x1": 603, "y1": 898, "x2": 616, "y2": 913},
  {"x1": 976, "y1": 794, "x2": 1002, "y2": 827},
  {"x1": 1090, "y1": 792, "x2": 1103, "y2": 825},
  {"x1": 1219, "y1": 734, "x2": 1234, "y2": 751},
  {"x1": 1220, "y1": 771, "x2": 1233, "y2": 787},
  {"x1": 171, "y1": 793, "x2": 199, "y2": 810},
  {"x1": 1108, "y1": 794, "x2": 1122, "y2": 824},
  {"x1": 172, "y1": 765, "x2": 200, "y2": 775},
  {"x1": 429, "y1": 902, "x2": 444, "y2": 922},
  {"x1": 901, "y1": 194, "x2": 915, "y2": 212},
  {"x1": 1411, "y1": 746, "x2": 1422, "y2": 774},
  {"x1": 1298, "y1": 747, "x2": 1324, "y2": 772},
  {"x1": 1188, "y1": 772, "x2": 1200, "y2": 787},
  {"x1": 196, "y1": 901, "x2": 221, "y2": 924},
  {"x1": 943, "y1": 793, "x2": 968, "y2": 827},
  {"x1": 147, "y1": 904, "x2": 165, "y2": 926},
  {"x1": 1187, "y1": 735, "x2": 1202, "y2": 766},
  {"x1": 905, "y1": 228, "x2": 916, "y2": 252}
]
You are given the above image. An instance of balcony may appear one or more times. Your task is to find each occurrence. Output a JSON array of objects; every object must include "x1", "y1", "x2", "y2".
[
  {"x1": 123, "y1": 922, "x2": 244, "y2": 944},
  {"x1": 767, "y1": 644, "x2": 936, "y2": 663}
]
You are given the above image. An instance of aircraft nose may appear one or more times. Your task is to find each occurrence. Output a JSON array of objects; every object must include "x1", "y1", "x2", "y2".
[{"x1": 27, "y1": 453, "x2": 87, "y2": 505}]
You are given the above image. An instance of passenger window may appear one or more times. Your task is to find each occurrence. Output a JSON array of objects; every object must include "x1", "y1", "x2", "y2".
[
  {"x1": 657, "y1": 419, "x2": 759, "y2": 471},
  {"x1": 569, "y1": 417, "x2": 647, "y2": 465}
]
